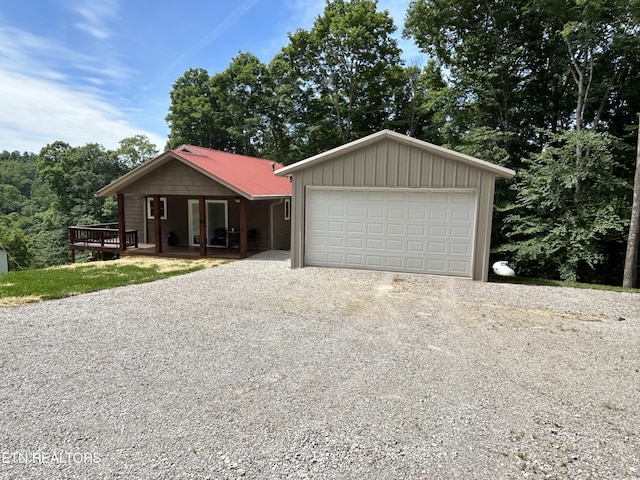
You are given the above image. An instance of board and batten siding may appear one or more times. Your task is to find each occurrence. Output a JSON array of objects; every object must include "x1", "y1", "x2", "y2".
[{"x1": 289, "y1": 138, "x2": 498, "y2": 281}]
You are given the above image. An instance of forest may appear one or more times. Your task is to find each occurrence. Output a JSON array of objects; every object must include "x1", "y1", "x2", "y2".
[{"x1": 1, "y1": 0, "x2": 639, "y2": 286}]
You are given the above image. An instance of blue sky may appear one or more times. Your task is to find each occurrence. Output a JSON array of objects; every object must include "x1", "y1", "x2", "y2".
[{"x1": 0, "y1": 0, "x2": 422, "y2": 154}]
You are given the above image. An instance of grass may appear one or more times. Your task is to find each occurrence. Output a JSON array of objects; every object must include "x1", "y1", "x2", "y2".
[
  {"x1": 489, "y1": 274, "x2": 638, "y2": 293},
  {"x1": 0, "y1": 257, "x2": 228, "y2": 307}
]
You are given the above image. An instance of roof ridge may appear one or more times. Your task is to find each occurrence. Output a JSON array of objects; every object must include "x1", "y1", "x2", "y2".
[{"x1": 174, "y1": 145, "x2": 204, "y2": 156}]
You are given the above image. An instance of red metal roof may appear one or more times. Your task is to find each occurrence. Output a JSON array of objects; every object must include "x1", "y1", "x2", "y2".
[{"x1": 172, "y1": 145, "x2": 291, "y2": 198}]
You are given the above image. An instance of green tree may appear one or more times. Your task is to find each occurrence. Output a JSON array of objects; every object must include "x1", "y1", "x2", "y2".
[
  {"x1": 500, "y1": 130, "x2": 630, "y2": 282},
  {"x1": 282, "y1": 0, "x2": 404, "y2": 152},
  {"x1": 405, "y1": 0, "x2": 571, "y2": 164},
  {"x1": 211, "y1": 52, "x2": 271, "y2": 156},
  {"x1": 166, "y1": 68, "x2": 220, "y2": 149},
  {"x1": 37, "y1": 142, "x2": 125, "y2": 223},
  {"x1": 117, "y1": 135, "x2": 159, "y2": 169}
]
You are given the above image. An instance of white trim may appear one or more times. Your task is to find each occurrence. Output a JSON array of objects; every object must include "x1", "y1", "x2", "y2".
[
  {"x1": 146, "y1": 197, "x2": 167, "y2": 219},
  {"x1": 187, "y1": 199, "x2": 228, "y2": 247}
]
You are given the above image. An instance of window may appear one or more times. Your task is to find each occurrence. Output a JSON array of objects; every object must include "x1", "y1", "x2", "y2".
[
  {"x1": 147, "y1": 197, "x2": 167, "y2": 219},
  {"x1": 284, "y1": 198, "x2": 291, "y2": 220}
]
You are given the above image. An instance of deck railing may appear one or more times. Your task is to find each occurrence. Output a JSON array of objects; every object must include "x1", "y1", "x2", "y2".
[{"x1": 69, "y1": 223, "x2": 138, "y2": 249}]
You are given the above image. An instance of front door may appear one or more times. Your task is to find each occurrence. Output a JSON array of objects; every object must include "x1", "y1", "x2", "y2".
[{"x1": 188, "y1": 200, "x2": 228, "y2": 247}]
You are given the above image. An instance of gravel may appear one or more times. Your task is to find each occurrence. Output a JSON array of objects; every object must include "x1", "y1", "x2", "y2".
[{"x1": 1, "y1": 250, "x2": 639, "y2": 479}]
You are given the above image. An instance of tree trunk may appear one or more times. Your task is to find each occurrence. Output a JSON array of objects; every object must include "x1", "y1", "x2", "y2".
[{"x1": 623, "y1": 115, "x2": 640, "y2": 288}]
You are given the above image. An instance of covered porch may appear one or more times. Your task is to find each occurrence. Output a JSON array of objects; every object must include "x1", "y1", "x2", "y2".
[
  {"x1": 68, "y1": 223, "x2": 265, "y2": 262},
  {"x1": 88, "y1": 144, "x2": 292, "y2": 263}
]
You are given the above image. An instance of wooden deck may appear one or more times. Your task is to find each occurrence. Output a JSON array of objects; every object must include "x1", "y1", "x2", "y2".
[
  {"x1": 122, "y1": 244, "x2": 263, "y2": 260},
  {"x1": 69, "y1": 224, "x2": 138, "y2": 261},
  {"x1": 69, "y1": 224, "x2": 262, "y2": 261}
]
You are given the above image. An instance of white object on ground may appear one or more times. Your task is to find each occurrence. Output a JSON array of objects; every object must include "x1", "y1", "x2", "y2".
[{"x1": 492, "y1": 260, "x2": 516, "y2": 277}]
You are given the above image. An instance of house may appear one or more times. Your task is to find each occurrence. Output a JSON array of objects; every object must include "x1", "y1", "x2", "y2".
[
  {"x1": 275, "y1": 130, "x2": 515, "y2": 281},
  {"x1": 70, "y1": 145, "x2": 292, "y2": 261}
]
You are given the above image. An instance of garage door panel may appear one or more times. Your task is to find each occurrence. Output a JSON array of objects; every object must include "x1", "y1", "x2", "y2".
[
  {"x1": 429, "y1": 225, "x2": 447, "y2": 238},
  {"x1": 427, "y1": 259, "x2": 446, "y2": 272},
  {"x1": 367, "y1": 206, "x2": 384, "y2": 217},
  {"x1": 428, "y1": 242, "x2": 446, "y2": 254},
  {"x1": 305, "y1": 188, "x2": 476, "y2": 277},
  {"x1": 328, "y1": 225, "x2": 345, "y2": 235},
  {"x1": 430, "y1": 209, "x2": 448, "y2": 221},
  {"x1": 387, "y1": 223, "x2": 405, "y2": 235},
  {"x1": 452, "y1": 209, "x2": 472, "y2": 222},
  {"x1": 388, "y1": 207, "x2": 405, "y2": 219},
  {"x1": 367, "y1": 191, "x2": 385, "y2": 201},
  {"x1": 365, "y1": 255, "x2": 383, "y2": 267},
  {"x1": 347, "y1": 222, "x2": 364, "y2": 233},
  {"x1": 407, "y1": 241, "x2": 425, "y2": 253},
  {"x1": 366, "y1": 238, "x2": 384, "y2": 250},
  {"x1": 367, "y1": 223, "x2": 384, "y2": 234},
  {"x1": 347, "y1": 237, "x2": 363, "y2": 248},
  {"x1": 451, "y1": 226, "x2": 471, "y2": 239},
  {"x1": 386, "y1": 239, "x2": 404, "y2": 252},
  {"x1": 345, "y1": 254, "x2": 363, "y2": 266},
  {"x1": 408, "y1": 225, "x2": 425, "y2": 236},
  {"x1": 327, "y1": 253, "x2": 346, "y2": 264},
  {"x1": 431, "y1": 192, "x2": 449, "y2": 203},
  {"x1": 406, "y1": 258, "x2": 425, "y2": 270},
  {"x1": 450, "y1": 243, "x2": 469, "y2": 255},
  {"x1": 327, "y1": 236, "x2": 344, "y2": 247},
  {"x1": 385, "y1": 257, "x2": 403, "y2": 268},
  {"x1": 449, "y1": 261, "x2": 470, "y2": 273},
  {"x1": 348, "y1": 206, "x2": 365, "y2": 217}
]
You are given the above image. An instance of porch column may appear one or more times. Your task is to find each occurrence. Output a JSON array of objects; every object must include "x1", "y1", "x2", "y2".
[
  {"x1": 199, "y1": 196, "x2": 207, "y2": 257},
  {"x1": 117, "y1": 193, "x2": 126, "y2": 253},
  {"x1": 239, "y1": 197, "x2": 247, "y2": 258},
  {"x1": 154, "y1": 194, "x2": 162, "y2": 254}
]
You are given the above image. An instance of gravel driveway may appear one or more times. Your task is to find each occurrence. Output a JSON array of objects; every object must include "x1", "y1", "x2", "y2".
[{"x1": 1, "y1": 250, "x2": 639, "y2": 479}]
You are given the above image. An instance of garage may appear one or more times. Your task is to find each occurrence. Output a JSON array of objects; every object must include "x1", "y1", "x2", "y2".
[
  {"x1": 275, "y1": 130, "x2": 515, "y2": 281},
  {"x1": 305, "y1": 187, "x2": 477, "y2": 276}
]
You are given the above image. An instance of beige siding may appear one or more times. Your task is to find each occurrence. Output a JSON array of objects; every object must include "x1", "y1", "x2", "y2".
[{"x1": 289, "y1": 138, "x2": 501, "y2": 280}]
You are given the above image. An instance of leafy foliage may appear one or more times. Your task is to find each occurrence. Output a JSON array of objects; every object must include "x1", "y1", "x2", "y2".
[
  {"x1": 0, "y1": 139, "x2": 152, "y2": 270},
  {"x1": 499, "y1": 130, "x2": 631, "y2": 282}
]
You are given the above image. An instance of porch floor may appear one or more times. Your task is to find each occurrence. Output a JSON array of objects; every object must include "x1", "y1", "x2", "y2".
[{"x1": 120, "y1": 243, "x2": 264, "y2": 260}]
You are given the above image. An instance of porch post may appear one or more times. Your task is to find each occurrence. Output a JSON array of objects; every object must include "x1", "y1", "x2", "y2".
[
  {"x1": 199, "y1": 196, "x2": 206, "y2": 257},
  {"x1": 69, "y1": 228, "x2": 76, "y2": 263},
  {"x1": 239, "y1": 197, "x2": 247, "y2": 258},
  {"x1": 117, "y1": 193, "x2": 126, "y2": 253},
  {"x1": 154, "y1": 194, "x2": 162, "y2": 254}
]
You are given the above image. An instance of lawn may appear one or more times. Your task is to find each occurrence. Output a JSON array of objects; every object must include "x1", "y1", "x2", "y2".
[
  {"x1": 489, "y1": 273, "x2": 637, "y2": 293},
  {"x1": 0, "y1": 257, "x2": 227, "y2": 307}
]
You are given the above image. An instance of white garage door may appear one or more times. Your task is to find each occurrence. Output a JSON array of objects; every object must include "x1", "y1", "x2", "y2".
[{"x1": 305, "y1": 188, "x2": 477, "y2": 277}]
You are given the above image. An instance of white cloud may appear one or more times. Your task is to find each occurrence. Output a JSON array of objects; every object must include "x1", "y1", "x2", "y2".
[
  {"x1": 0, "y1": 26, "x2": 132, "y2": 86},
  {"x1": 0, "y1": 70, "x2": 164, "y2": 153},
  {"x1": 73, "y1": 0, "x2": 119, "y2": 39},
  {"x1": 0, "y1": 25, "x2": 162, "y2": 153}
]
